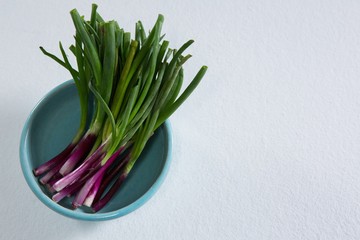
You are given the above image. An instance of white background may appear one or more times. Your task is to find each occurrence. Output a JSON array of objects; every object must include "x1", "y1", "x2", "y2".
[{"x1": 1, "y1": 0, "x2": 360, "y2": 239}]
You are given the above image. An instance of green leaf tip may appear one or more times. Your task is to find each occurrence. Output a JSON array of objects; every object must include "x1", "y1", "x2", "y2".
[{"x1": 157, "y1": 14, "x2": 164, "y2": 22}]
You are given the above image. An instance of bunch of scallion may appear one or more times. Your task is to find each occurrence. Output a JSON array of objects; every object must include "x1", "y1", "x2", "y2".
[{"x1": 33, "y1": 4, "x2": 207, "y2": 212}]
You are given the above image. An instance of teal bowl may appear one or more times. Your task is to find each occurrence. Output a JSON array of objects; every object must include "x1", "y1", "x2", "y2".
[{"x1": 19, "y1": 80, "x2": 172, "y2": 221}]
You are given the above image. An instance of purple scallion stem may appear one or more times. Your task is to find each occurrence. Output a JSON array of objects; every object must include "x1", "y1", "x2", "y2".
[
  {"x1": 45, "y1": 173, "x2": 63, "y2": 193},
  {"x1": 52, "y1": 160, "x2": 104, "y2": 203},
  {"x1": 72, "y1": 147, "x2": 124, "y2": 208},
  {"x1": 47, "y1": 173, "x2": 62, "y2": 187},
  {"x1": 52, "y1": 177, "x2": 87, "y2": 202},
  {"x1": 59, "y1": 133, "x2": 97, "y2": 176},
  {"x1": 83, "y1": 173, "x2": 104, "y2": 207},
  {"x1": 93, "y1": 154, "x2": 130, "y2": 204},
  {"x1": 39, "y1": 157, "x2": 68, "y2": 184},
  {"x1": 52, "y1": 144, "x2": 105, "y2": 192},
  {"x1": 33, "y1": 143, "x2": 75, "y2": 176},
  {"x1": 92, "y1": 172, "x2": 128, "y2": 212}
]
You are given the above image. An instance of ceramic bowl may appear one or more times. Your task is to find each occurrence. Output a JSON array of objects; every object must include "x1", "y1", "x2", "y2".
[{"x1": 20, "y1": 80, "x2": 172, "y2": 221}]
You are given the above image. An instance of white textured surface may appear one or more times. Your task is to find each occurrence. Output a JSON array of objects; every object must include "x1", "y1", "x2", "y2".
[{"x1": 1, "y1": 0, "x2": 360, "y2": 239}]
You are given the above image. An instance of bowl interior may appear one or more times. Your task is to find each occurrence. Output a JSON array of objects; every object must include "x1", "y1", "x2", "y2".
[{"x1": 20, "y1": 81, "x2": 172, "y2": 220}]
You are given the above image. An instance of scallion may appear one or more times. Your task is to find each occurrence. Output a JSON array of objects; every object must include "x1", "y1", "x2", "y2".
[{"x1": 34, "y1": 4, "x2": 207, "y2": 212}]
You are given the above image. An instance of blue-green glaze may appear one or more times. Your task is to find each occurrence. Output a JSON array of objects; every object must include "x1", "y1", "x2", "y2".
[{"x1": 19, "y1": 80, "x2": 172, "y2": 221}]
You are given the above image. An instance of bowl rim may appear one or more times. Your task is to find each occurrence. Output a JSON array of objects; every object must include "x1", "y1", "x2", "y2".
[{"x1": 19, "y1": 80, "x2": 172, "y2": 221}]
